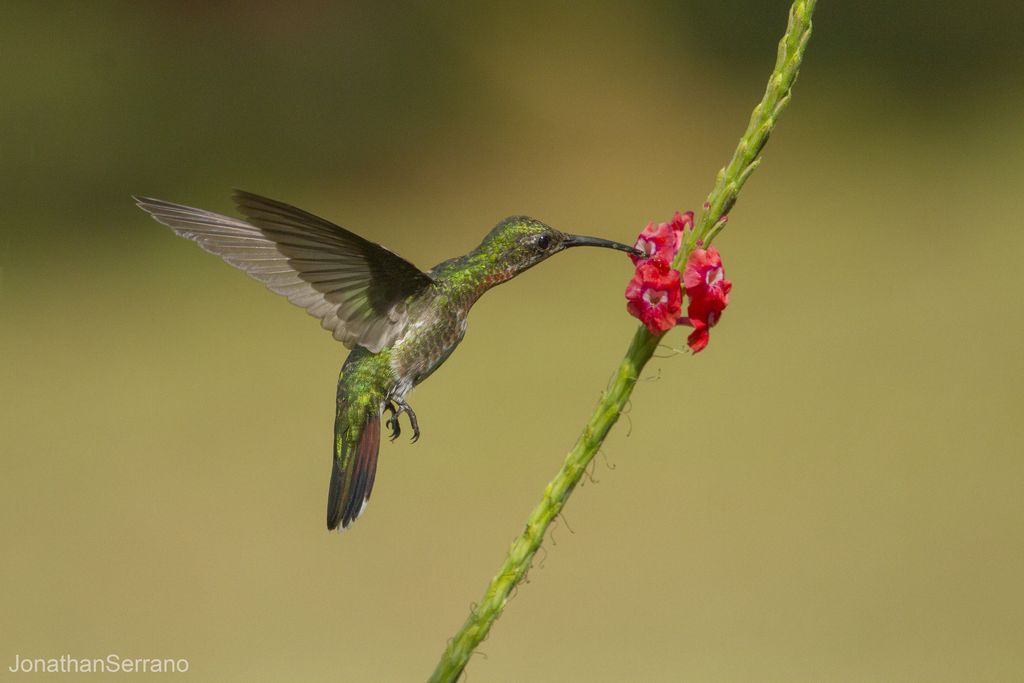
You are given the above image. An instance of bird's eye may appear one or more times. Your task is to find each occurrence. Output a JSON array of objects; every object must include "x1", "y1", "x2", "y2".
[{"x1": 536, "y1": 234, "x2": 551, "y2": 250}]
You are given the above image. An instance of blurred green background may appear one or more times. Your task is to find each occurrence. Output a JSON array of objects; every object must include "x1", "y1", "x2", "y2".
[{"x1": 2, "y1": 1, "x2": 1023, "y2": 681}]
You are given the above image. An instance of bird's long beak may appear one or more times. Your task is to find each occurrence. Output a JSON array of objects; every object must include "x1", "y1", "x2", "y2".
[{"x1": 564, "y1": 234, "x2": 643, "y2": 257}]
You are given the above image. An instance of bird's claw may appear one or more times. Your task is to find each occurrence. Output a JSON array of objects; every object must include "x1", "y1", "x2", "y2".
[
  {"x1": 385, "y1": 401, "x2": 401, "y2": 441},
  {"x1": 384, "y1": 399, "x2": 420, "y2": 443},
  {"x1": 405, "y1": 404, "x2": 420, "y2": 443}
]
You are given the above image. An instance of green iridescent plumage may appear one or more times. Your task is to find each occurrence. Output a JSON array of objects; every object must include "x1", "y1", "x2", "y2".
[{"x1": 136, "y1": 191, "x2": 639, "y2": 531}]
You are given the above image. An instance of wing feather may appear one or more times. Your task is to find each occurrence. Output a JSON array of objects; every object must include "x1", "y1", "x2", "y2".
[{"x1": 134, "y1": 192, "x2": 433, "y2": 352}]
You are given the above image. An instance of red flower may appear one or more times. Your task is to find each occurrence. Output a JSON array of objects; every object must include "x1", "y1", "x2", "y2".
[
  {"x1": 683, "y1": 322, "x2": 706, "y2": 353},
  {"x1": 631, "y1": 221, "x2": 677, "y2": 265},
  {"x1": 630, "y1": 211, "x2": 693, "y2": 266},
  {"x1": 683, "y1": 246, "x2": 731, "y2": 353},
  {"x1": 670, "y1": 210, "x2": 694, "y2": 237},
  {"x1": 625, "y1": 258, "x2": 682, "y2": 334}
]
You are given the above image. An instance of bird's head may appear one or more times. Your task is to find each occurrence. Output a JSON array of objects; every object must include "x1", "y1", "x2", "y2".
[{"x1": 476, "y1": 216, "x2": 641, "y2": 277}]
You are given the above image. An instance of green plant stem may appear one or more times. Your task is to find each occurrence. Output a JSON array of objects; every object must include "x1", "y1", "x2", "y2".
[
  {"x1": 689, "y1": 0, "x2": 817, "y2": 255},
  {"x1": 429, "y1": 2, "x2": 816, "y2": 681}
]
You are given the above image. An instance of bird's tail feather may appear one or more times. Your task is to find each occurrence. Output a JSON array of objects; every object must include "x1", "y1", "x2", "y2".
[{"x1": 327, "y1": 401, "x2": 382, "y2": 531}]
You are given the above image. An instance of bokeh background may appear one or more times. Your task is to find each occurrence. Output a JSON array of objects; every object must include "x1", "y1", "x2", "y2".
[{"x1": 2, "y1": 2, "x2": 1023, "y2": 680}]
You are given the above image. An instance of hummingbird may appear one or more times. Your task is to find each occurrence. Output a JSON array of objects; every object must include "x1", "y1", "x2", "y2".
[{"x1": 135, "y1": 191, "x2": 640, "y2": 531}]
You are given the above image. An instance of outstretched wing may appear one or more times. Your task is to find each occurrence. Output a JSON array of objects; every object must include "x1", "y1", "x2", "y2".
[{"x1": 135, "y1": 191, "x2": 433, "y2": 352}]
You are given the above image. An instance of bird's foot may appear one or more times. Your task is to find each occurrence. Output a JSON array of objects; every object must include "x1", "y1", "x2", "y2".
[
  {"x1": 385, "y1": 398, "x2": 420, "y2": 443},
  {"x1": 384, "y1": 401, "x2": 401, "y2": 441},
  {"x1": 402, "y1": 400, "x2": 421, "y2": 443}
]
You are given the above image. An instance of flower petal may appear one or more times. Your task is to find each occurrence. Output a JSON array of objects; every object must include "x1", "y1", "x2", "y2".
[{"x1": 687, "y1": 323, "x2": 709, "y2": 353}]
